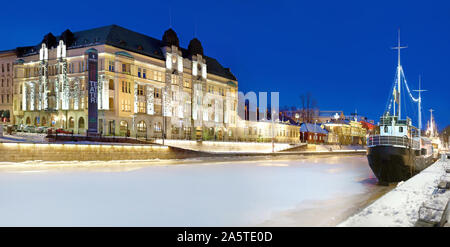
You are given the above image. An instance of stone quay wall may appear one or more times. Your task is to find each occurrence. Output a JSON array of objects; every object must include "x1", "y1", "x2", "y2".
[{"x1": 0, "y1": 143, "x2": 203, "y2": 162}]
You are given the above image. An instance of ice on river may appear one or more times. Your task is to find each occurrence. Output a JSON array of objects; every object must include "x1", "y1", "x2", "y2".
[{"x1": 0, "y1": 155, "x2": 382, "y2": 226}]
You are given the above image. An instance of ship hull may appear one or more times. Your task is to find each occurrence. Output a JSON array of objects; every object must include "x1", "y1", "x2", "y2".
[{"x1": 367, "y1": 146, "x2": 434, "y2": 184}]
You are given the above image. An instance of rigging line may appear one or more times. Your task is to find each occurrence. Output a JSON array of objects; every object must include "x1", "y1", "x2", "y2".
[
  {"x1": 402, "y1": 70, "x2": 419, "y2": 126},
  {"x1": 400, "y1": 68, "x2": 419, "y2": 102},
  {"x1": 385, "y1": 69, "x2": 399, "y2": 114}
]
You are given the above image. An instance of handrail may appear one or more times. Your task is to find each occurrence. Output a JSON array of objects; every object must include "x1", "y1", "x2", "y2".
[{"x1": 367, "y1": 135, "x2": 420, "y2": 149}]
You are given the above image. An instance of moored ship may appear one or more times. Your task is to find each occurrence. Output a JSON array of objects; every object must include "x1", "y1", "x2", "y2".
[
  {"x1": 366, "y1": 31, "x2": 435, "y2": 184},
  {"x1": 367, "y1": 115, "x2": 434, "y2": 184}
]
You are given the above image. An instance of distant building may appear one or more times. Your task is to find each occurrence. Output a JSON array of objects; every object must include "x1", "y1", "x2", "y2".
[
  {"x1": 300, "y1": 123, "x2": 328, "y2": 144},
  {"x1": 323, "y1": 120, "x2": 367, "y2": 145},
  {"x1": 281, "y1": 109, "x2": 346, "y2": 124},
  {"x1": 235, "y1": 117, "x2": 300, "y2": 143},
  {"x1": 316, "y1": 110, "x2": 345, "y2": 123},
  {"x1": 0, "y1": 49, "x2": 15, "y2": 123}
]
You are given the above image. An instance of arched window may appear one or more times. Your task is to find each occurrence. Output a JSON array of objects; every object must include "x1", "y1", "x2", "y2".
[
  {"x1": 50, "y1": 116, "x2": 56, "y2": 127},
  {"x1": 26, "y1": 117, "x2": 31, "y2": 125},
  {"x1": 120, "y1": 120, "x2": 128, "y2": 135},
  {"x1": 78, "y1": 117, "x2": 85, "y2": 129},
  {"x1": 137, "y1": 120, "x2": 147, "y2": 133},
  {"x1": 41, "y1": 117, "x2": 47, "y2": 126},
  {"x1": 69, "y1": 117, "x2": 74, "y2": 128},
  {"x1": 34, "y1": 117, "x2": 39, "y2": 126}
]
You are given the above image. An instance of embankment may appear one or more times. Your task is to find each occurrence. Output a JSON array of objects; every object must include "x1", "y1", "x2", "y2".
[{"x1": 0, "y1": 143, "x2": 203, "y2": 162}]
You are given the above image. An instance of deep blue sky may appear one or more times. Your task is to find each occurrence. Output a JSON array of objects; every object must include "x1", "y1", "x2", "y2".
[{"x1": 1, "y1": 0, "x2": 449, "y2": 130}]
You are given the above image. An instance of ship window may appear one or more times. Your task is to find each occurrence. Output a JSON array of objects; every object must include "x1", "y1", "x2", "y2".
[
  {"x1": 384, "y1": 126, "x2": 388, "y2": 133},
  {"x1": 399, "y1": 127, "x2": 403, "y2": 133}
]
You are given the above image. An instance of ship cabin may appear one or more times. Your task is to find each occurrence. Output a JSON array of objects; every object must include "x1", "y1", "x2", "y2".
[
  {"x1": 379, "y1": 115, "x2": 414, "y2": 138},
  {"x1": 367, "y1": 114, "x2": 420, "y2": 150}
]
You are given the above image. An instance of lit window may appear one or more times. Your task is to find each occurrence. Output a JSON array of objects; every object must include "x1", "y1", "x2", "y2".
[
  {"x1": 109, "y1": 61, "x2": 115, "y2": 72},
  {"x1": 138, "y1": 85, "x2": 145, "y2": 96}
]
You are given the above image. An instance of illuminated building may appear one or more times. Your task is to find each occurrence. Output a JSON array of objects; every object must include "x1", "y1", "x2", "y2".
[
  {"x1": 0, "y1": 49, "x2": 15, "y2": 123},
  {"x1": 12, "y1": 25, "x2": 238, "y2": 139}
]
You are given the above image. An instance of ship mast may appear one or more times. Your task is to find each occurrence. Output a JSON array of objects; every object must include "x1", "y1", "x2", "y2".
[
  {"x1": 413, "y1": 76, "x2": 427, "y2": 138},
  {"x1": 429, "y1": 109, "x2": 435, "y2": 137},
  {"x1": 392, "y1": 29, "x2": 407, "y2": 119}
]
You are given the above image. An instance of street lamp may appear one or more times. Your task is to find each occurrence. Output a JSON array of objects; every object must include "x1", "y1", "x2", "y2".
[
  {"x1": 272, "y1": 110, "x2": 275, "y2": 153},
  {"x1": 162, "y1": 87, "x2": 166, "y2": 145}
]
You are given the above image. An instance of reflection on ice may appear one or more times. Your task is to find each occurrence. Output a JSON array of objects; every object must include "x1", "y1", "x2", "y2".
[{"x1": 0, "y1": 155, "x2": 381, "y2": 226}]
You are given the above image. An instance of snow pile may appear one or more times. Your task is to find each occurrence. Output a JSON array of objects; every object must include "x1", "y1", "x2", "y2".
[{"x1": 339, "y1": 159, "x2": 450, "y2": 227}]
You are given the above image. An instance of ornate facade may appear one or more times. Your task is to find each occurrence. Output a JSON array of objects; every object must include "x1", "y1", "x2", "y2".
[{"x1": 12, "y1": 25, "x2": 239, "y2": 140}]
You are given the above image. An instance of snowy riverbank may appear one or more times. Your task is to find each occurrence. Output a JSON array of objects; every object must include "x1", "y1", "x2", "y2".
[{"x1": 339, "y1": 155, "x2": 450, "y2": 227}]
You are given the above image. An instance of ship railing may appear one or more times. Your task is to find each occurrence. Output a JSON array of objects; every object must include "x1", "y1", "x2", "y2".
[{"x1": 367, "y1": 135, "x2": 418, "y2": 148}]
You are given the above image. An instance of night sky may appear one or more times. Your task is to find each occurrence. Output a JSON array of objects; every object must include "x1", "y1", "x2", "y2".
[{"x1": 1, "y1": 0, "x2": 449, "y2": 130}]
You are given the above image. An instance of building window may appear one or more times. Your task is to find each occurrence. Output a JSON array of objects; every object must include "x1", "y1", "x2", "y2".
[
  {"x1": 184, "y1": 79, "x2": 191, "y2": 88},
  {"x1": 120, "y1": 121, "x2": 128, "y2": 135},
  {"x1": 154, "y1": 122, "x2": 162, "y2": 132},
  {"x1": 143, "y1": 69, "x2": 146, "y2": 79},
  {"x1": 78, "y1": 117, "x2": 85, "y2": 129},
  {"x1": 154, "y1": 88, "x2": 160, "y2": 98},
  {"x1": 138, "y1": 68, "x2": 141, "y2": 78},
  {"x1": 153, "y1": 71, "x2": 163, "y2": 81},
  {"x1": 108, "y1": 61, "x2": 115, "y2": 72},
  {"x1": 137, "y1": 85, "x2": 145, "y2": 96},
  {"x1": 122, "y1": 63, "x2": 130, "y2": 74},
  {"x1": 109, "y1": 98, "x2": 114, "y2": 109},
  {"x1": 109, "y1": 79, "x2": 114, "y2": 90},
  {"x1": 121, "y1": 99, "x2": 131, "y2": 112},
  {"x1": 137, "y1": 121, "x2": 147, "y2": 133},
  {"x1": 138, "y1": 101, "x2": 145, "y2": 113},
  {"x1": 399, "y1": 127, "x2": 403, "y2": 133},
  {"x1": 171, "y1": 74, "x2": 178, "y2": 84},
  {"x1": 69, "y1": 117, "x2": 74, "y2": 128}
]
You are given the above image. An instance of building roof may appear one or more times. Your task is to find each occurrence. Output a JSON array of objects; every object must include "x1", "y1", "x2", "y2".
[
  {"x1": 0, "y1": 49, "x2": 15, "y2": 55},
  {"x1": 15, "y1": 24, "x2": 237, "y2": 81},
  {"x1": 300, "y1": 123, "x2": 328, "y2": 134},
  {"x1": 360, "y1": 120, "x2": 375, "y2": 130}
]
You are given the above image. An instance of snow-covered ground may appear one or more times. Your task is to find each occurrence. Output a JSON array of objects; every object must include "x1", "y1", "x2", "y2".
[
  {"x1": 339, "y1": 157, "x2": 450, "y2": 227},
  {"x1": 0, "y1": 155, "x2": 383, "y2": 226},
  {"x1": 0, "y1": 133, "x2": 48, "y2": 143}
]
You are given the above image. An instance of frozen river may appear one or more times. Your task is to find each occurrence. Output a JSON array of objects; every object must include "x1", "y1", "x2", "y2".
[{"x1": 0, "y1": 155, "x2": 392, "y2": 226}]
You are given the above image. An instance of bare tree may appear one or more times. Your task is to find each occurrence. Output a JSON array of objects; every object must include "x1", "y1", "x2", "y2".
[{"x1": 300, "y1": 93, "x2": 319, "y2": 123}]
